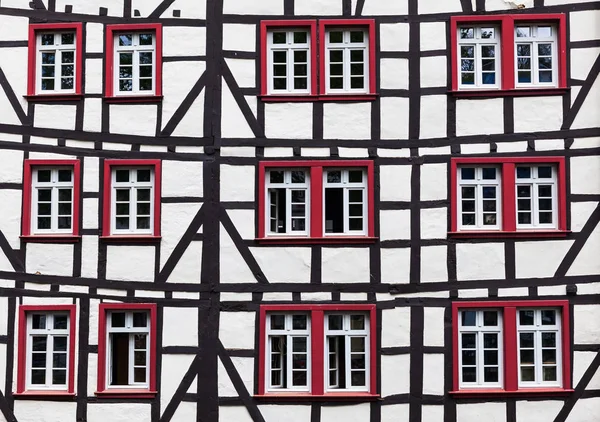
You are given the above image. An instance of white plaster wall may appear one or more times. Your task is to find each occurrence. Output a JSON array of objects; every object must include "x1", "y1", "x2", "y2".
[
  {"x1": 105, "y1": 245, "x2": 155, "y2": 282},
  {"x1": 515, "y1": 400, "x2": 563, "y2": 422},
  {"x1": 0, "y1": 150, "x2": 23, "y2": 183},
  {"x1": 85, "y1": 58, "x2": 103, "y2": 95},
  {"x1": 421, "y1": 164, "x2": 447, "y2": 201},
  {"x1": 160, "y1": 203, "x2": 201, "y2": 269},
  {"x1": 570, "y1": 156, "x2": 600, "y2": 195},
  {"x1": 26, "y1": 243, "x2": 73, "y2": 276},
  {"x1": 421, "y1": 207, "x2": 447, "y2": 239},
  {"x1": 223, "y1": 24, "x2": 255, "y2": 52},
  {"x1": 0, "y1": 297, "x2": 6, "y2": 336},
  {"x1": 0, "y1": 48, "x2": 27, "y2": 113},
  {"x1": 423, "y1": 353, "x2": 445, "y2": 395},
  {"x1": 217, "y1": 359, "x2": 237, "y2": 397},
  {"x1": 170, "y1": 402, "x2": 197, "y2": 422},
  {"x1": 252, "y1": 247, "x2": 311, "y2": 283},
  {"x1": 220, "y1": 165, "x2": 254, "y2": 202},
  {"x1": 219, "y1": 407, "x2": 252, "y2": 422},
  {"x1": 339, "y1": 147, "x2": 368, "y2": 158},
  {"x1": 53, "y1": 0, "x2": 123, "y2": 15},
  {"x1": 80, "y1": 236, "x2": 98, "y2": 279},
  {"x1": 0, "y1": 14, "x2": 28, "y2": 40},
  {"x1": 423, "y1": 307, "x2": 445, "y2": 346},
  {"x1": 224, "y1": 0, "x2": 283, "y2": 14},
  {"x1": 457, "y1": 402, "x2": 506, "y2": 422},
  {"x1": 163, "y1": 307, "x2": 198, "y2": 347},
  {"x1": 418, "y1": 0, "x2": 462, "y2": 13},
  {"x1": 570, "y1": 10, "x2": 600, "y2": 42},
  {"x1": 456, "y1": 243, "x2": 505, "y2": 281},
  {"x1": 380, "y1": 210, "x2": 411, "y2": 240},
  {"x1": 571, "y1": 48, "x2": 600, "y2": 81},
  {"x1": 497, "y1": 140, "x2": 528, "y2": 153},
  {"x1": 109, "y1": 104, "x2": 157, "y2": 136},
  {"x1": 380, "y1": 165, "x2": 411, "y2": 201},
  {"x1": 295, "y1": 0, "x2": 341, "y2": 15},
  {"x1": 380, "y1": 23, "x2": 409, "y2": 52},
  {"x1": 34, "y1": 104, "x2": 76, "y2": 131},
  {"x1": 381, "y1": 404, "x2": 410, "y2": 422},
  {"x1": 422, "y1": 405, "x2": 444, "y2": 422},
  {"x1": 421, "y1": 56, "x2": 448, "y2": 88},
  {"x1": 381, "y1": 354, "x2": 410, "y2": 396},
  {"x1": 0, "y1": 344, "x2": 6, "y2": 394},
  {"x1": 265, "y1": 147, "x2": 294, "y2": 157},
  {"x1": 567, "y1": 398, "x2": 600, "y2": 422},
  {"x1": 82, "y1": 98, "x2": 102, "y2": 133},
  {"x1": 515, "y1": 240, "x2": 573, "y2": 279},
  {"x1": 163, "y1": 27, "x2": 206, "y2": 57},
  {"x1": 321, "y1": 248, "x2": 370, "y2": 283},
  {"x1": 420, "y1": 95, "x2": 447, "y2": 139},
  {"x1": 226, "y1": 58, "x2": 255, "y2": 89},
  {"x1": 574, "y1": 305, "x2": 600, "y2": 344},
  {"x1": 161, "y1": 354, "x2": 196, "y2": 413},
  {"x1": 259, "y1": 405, "x2": 312, "y2": 422},
  {"x1": 219, "y1": 311, "x2": 255, "y2": 350},
  {"x1": 422, "y1": 245, "x2": 448, "y2": 283},
  {"x1": 0, "y1": 190, "x2": 21, "y2": 249},
  {"x1": 382, "y1": 307, "x2": 411, "y2": 347},
  {"x1": 381, "y1": 248, "x2": 411, "y2": 284},
  {"x1": 323, "y1": 103, "x2": 371, "y2": 140},
  {"x1": 572, "y1": 77, "x2": 600, "y2": 130},
  {"x1": 513, "y1": 96, "x2": 563, "y2": 133},
  {"x1": 421, "y1": 22, "x2": 447, "y2": 51},
  {"x1": 568, "y1": 225, "x2": 600, "y2": 277},
  {"x1": 456, "y1": 98, "x2": 504, "y2": 136},
  {"x1": 82, "y1": 198, "x2": 98, "y2": 230},
  {"x1": 222, "y1": 84, "x2": 256, "y2": 138},
  {"x1": 573, "y1": 352, "x2": 600, "y2": 390},
  {"x1": 13, "y1": 402, "x2": 76, "y2": 422},
  {"x1": 221, "y1": 225, "x2": 257, "y2": 283},
  {"x1": 321, "y1": 404, "x2": 371, "y2": 422},
  {"x1": 88, "y1": 403, "x2": 151, "y2": 422},
  {"x1": 227, "y1": 209, "x2": 254, "y2": 240},
  {"x1": 84, "y1": 148, "x2": 100, "y2": 185},
  {"x1": 380, "y1": 97, "x2": 410, "y2": 139},
  {"x1": 265, "y1": 103, "x2": 313, "y2": 139},
  {"x1": 380, "y1": 58, "x2": 409, "y2": 90},
  {"x1": 162, "y1": 160, "x2": 203, "y2": 197}
]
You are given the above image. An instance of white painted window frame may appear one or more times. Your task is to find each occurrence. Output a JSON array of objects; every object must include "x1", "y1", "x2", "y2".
[
  {"x1": 457, "y1": 166, "x2": 502, "y2": 230},
  {"x1": 265, "y1": 169, "x2": 310, "y2": 236},
  {"x1": 514, "y1": 24, "x2": 558, "y2": 88},
  {"x1": 517, "y1": 308, "x2": 562, "y2": 388},
  {"x1": 323, "y1": 168, "x2": 368, "y2": 236},
  {"x1": 324, "y1": 28, "x2": 369, "y2": 94},
  {"x1": 457, "y1": 25, "x2": 501, "y2": 89},
  {"x1": 458, "y1": 309, "x2": 504, "y2": 389},
  {"x1": 324, "y1": 313, "x2": 370, "y2": 392},
  {"x1": 110, "y1": 167, "x2": 154, "y2": 235},
  {"x1": 515, "y1": 165, "x2": 558, "y2": 230},
  {"x1": 266, "y1": 29, "x2": 311, "y2": 95},
  {"x1": 36, "y1": 31, "x2": 77, "y2": 94},
  {"x1": 26, "y1": 312, "x2": 70, "y2": 390},
  {"x1": 31, "y1": 167, "x2": 74, "y2": 234},
  {"x1": 113, "y1": 32, "x2": 156, "y2": 95},
  {"x1": 105, "y1": 310, "x2": 150, "y2": 389},
  {"x1": 265, "y1": 313, "x2": 311, "y2": 392}
]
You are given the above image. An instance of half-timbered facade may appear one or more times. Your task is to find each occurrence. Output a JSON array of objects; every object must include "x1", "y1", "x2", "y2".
[{"x1": 0, "y1": 0, "x2": 599, "y2": 421}]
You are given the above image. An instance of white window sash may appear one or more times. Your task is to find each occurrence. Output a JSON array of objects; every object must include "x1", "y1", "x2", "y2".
[
  {"x1": 266, "y1": 29, "x2": 311, "y2": 95},
  {"x1": 515, "y1": 166, "x2": 558, "y2": 229},
  {"x1": 457, "y1": 26, "x2": 501, "y2": 90},
  {"x1": 113, "y1": 33, "x2": 156, "y2": 95},
  {"x1": 324, "y1": 28, "x2": 369, "y2": 94},
  {"x1": 31, "y1": 167, "x2": 74, "y2": 234},
  {"x1": 514, "y1": 25, "x2": 558, "y2": 87},
  {"x1": 457, "y1": 166, "x2": 502, "y2": 231},
  {"x1": 36, "y1": 32, "x2": 77, "y2": 94},
  {"x1": 265, "y1": 170, "x2": 310, "y2": 236},
  {"x1": 322, "y1": 169, "x2": 368, "y2": 236},
  {"x1": 110, "y1": 168, "x2": 154, "y2": 235}
]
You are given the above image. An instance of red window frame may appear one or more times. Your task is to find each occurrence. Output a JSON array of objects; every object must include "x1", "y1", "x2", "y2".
[
  {"x1": 257, "y1": 304, "x2": 378, "y2": 398},
  {"x1": 16, "y1": 305, "x2": 77, "y2": 396},
  {"x1": 21, "y1": 159, "x2": 81, "y2": 242},
  {"x1": 258, "y1": 160, "x2": 375, "y2": 243},
  {"x1": 450, "y1": 156, "x2": 567, "y2": 237},
  {"x1": 104, "y1": 23, "x2": 163, "y2": 102},
  {"x1": 450, "y1": 14, "x2": 567, "y2": 96},
  {"x1": 451, "y1": 300, "x2": 572, "y2": 396},
  {"x1": 96, "y1": 303, "x2": 157, "y2": 398},
  {"x1": 27, "y1": 23, "x2": 84, "y2": 100},
  {"x1": 101, "y1": 159, "x2": 162, "y2": 239}
]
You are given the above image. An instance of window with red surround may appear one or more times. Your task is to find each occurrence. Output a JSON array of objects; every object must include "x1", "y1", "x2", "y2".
[
  {"x1": 22, "y1": 159, "x2": 81, "y2": 242},
  {"x1": 450, "y1": 14, "x2": 567, "y2": 96},
  {"x1": 97, "y1": 303, "x2": 157, "y2": 397},
  {"x1": 258, "y1": 160, "x2": 375, "y2": 243},
  {"x1": 16, "y1": 305, "x2": 77, "y2": 395},
  {"x1": 260, "y1": 19, "x2": 376, "y2": 102},
  {"x1": 258, "y1": 304, "x2": 377, "y2": 397},
  {"x1": 102, "y1": 159, "x2": 161, "y2": 239},
  {"x1": 27, "y1": 23, "x2": 83, "y2": 99},
  {"x1": 451, "y1": 301, "x2": 572, "y2": 396},
  {"x1": 105, "y1": 24, "x2": 163, "y2": 102},
  {"x1": 450, "y1": 157, "x2": 567, "y2": 237}
]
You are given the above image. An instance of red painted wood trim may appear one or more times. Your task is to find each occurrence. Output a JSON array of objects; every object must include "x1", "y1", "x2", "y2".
[
  {"x1": 258, "y1": 306, "x2": 267, "y2": 395},
  {"x1": 449, "y1": 388, "x2": 573, "y2": 398},
  {"x1": 503, "y1": 163, "x2": 517, "y2": 232},
  {"x1": 105, "y1": 24, "x2": 163, "y2": 98},
  {"x1": 366, "y1": 161, "x2": 375, "y2": 238},
  {"x1": 257, "y1": 162, "x2": 266, "y2": 239},
  {"x1": 255, "y1": 237, "x2": 378, "y2": 245},
  {"x1": 561, "y1": 303, "x2": 571, "y2": 389},
  {"x1": 368, "y1": 306, "x2": 377, "y2": 394},
  {"x1": 27, "y1": 23, "x2": 83, "y2": 96},
  {"x1": 24, "y1": 94, "x2": 84, "y2": 102},
  {"x1": 448, "y1": 231, "x2": 569, "y2": 239},
  {"x1": 311, "y1": 310, "x2": 324, "y2": 395},
  {"x1": 17, "y1": 305, "x2": 76, "y2": 394},
  {"x1": 259, "y1": 94, "x2": 378, "y2": 102},
  {"x1": 504, "y1": 306, "x2": 518, "y2": 391},
  {"x1": 20, "y1": 235, "x2": 82, "y2": 243},
  {"x1": 310, "y1": 166, "x2": 323, "y2": 238},
  {"x1": 501, "y1": 17, "x2": 515, "y2": 90},
  {"x1": 103, "y1": 95, "x2": 163, "y2": 104},
  {"x1": 449, "y1": 88, "x2": 569, "y2": 98},
  {"x1": 452, "y1": 303, "x2": 460, "y2": 391},
  {"x1": 450, "y1": 159, "x2": 458, "y2": 232},
  {"x1": 94, "y1": 390, "x2": 157, "y2": 398},
  {"x1": 450, "y1": 17, "x2": 459, "y2": 92},
  {"x1": 97, "y1": 303, "x2": 157, "y2": 393},
  {"x1": 556, "y1": 157, "x2": 567, "y2": 231},
  {"x1": 557, "y1": 15, "x2": 567, "y2": 88}
]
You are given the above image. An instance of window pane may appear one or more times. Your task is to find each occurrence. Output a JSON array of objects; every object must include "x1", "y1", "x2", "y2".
[
  {"x1": 292, "y1": 337, "x2": 306, "y2": 353},
  {"x1": 350, "y1": 31, "x2": 364, "y2": 43},
  {"x1": 134, "y1": 334, "x2": 146, "y2": 349},
  {"x1": 134, "y1": 351, "x2": 146, "y2": 366},
  {"x1": 62, "y1": 51, "x2": 74, "y2": 64},
  {"x1": 483, "y1": 333, "x2": 498, "y2": 349},
  {"x1": 350, "y1": 315, "x2": 365, "y2": 330},
  {"x1": 37, "y1": 170, "x2": 52, "y2": 183},
  {"x1": 328, "y1": 315, "x2": 342, "y2": 330},
  {"x1": 111, "y1": 312, "x2": 126, "y2": 327},
  {"x1": 37, "y1": 217, "x2": 51, "y2": 229},
  {"x1": 134, "y1": 368, "x2": 146, "y2": 383},
  {"x1": 538, "y1": 26, "x2": 552, "y2": 37},
  {"x1": 481, "y1": 28, "x2": 495, "y2": 39},
  {"x1": 54, "y1": 315, "x2": 68, "y2": 329},
  {"x1": 41, "y1": 34, "x2": 54, "y2": 45},
  {"x1": 139, "y1": 52, "x2": 153, "y2": 65},
  {"x1": 483, "y1": 311, "x2": 498, "y2": 326},
  {"x1": 327, "y1": 171, "x2": 342, "y2": 183},
  {"x1": 351, "y1": 371, "x2": 366, "y2": 386},
  {"x1": 329, "y1": 31, "x2": 343, "y2": 43},
  {"x1": 137, "y1": 169, "x2": 151, "y2": 182},
  {"x1": 292, "y1": 315, "x2": 307, "y2": 330},
  {"x1": 32, "y1": 314, "x2": 46, "y2": 329},
  {"x1": 521, "y1": 367, "x2": 535, "y2": 381},
  {"x1": 272, "y1": 32, "x2": 286, "y2": 44},
  {"x1": 54, "y1": 337, "x2": 67, "y2": 352},
  {"x1": 520, "y1": 332, "x2": 534, "y2": 348},
  {"x1": 542, "y1": 349, "x2": 556, "y2": 364},
  {"x1": 139, "y1": 34, "x2": 153, "y2": 45},
  {"x1": 133, "y1": 312, "x2": 147, "y2": 327},
  {"x1": 119, "y1": 34, "x2": 132, "y2": 46},
  {"x1": 52, "y1": 369, "x2": 66, "y2": 385},
  {"x1": 516, "y1": 27, "x2": 531, "y2": 37},
  {"x1": 520, "y1": 349, "x2": 535, "y2": 365},
  {"x1": 52, "y1": 353, "x2": 67, "y2": 368},
  {"x1": 461, "y1": 333, "x2": 476, "y2": 349},
  {"x1": 137, "y1": 217, "x2": 150, "y2": 229},
  {"x1": 269, "y1": 171, "x2": 284, "y2": 184},
  {"x1": 461, "y1": 311, "x2": 476, "y2": 327},
  {"x1": 542, "y1": 332, "x2": 556, "y2": 348},
  {"x1": 32, "y1": 336, "x2": 47, "y2": 351},
  {"x1": 538, "y1": 166, "x2": 552, "y2": 178},
  {"x1": 32, "y1": 352, "x2": 46, "y2": 367},
  {"x1": 116, "y1": 169, "x2": 129, "y2": 182},
  {"x1": 38, "y1": 189, "x2": 51, "y2": 202},
  {"x1": 543, "y1": 366, "x2": 557, "y2": 381},
  {"x1": 482, "y1": 168, "x2": 496, "y2": 180},
  {"x1": 484, "y1": 350, "x2": 498, "y2": 366},
  {"x1": 484, "y1": 367, "x2": 498, "y2": 382},
  {"x1": 119, "y1": 53, "x2": 133, "y2": 65},
  {"x1": 541, "y1": 310, "x2": 556, "y2": 325},
  {"x1": 270, "y1": 315, "x2": 285, "y2": 330},
  {"x1": 462, "y1": 350, "x2": 476, "y2": 365},
  {"x1": 462, "y1": 367, "x2": 476, "y2": 382},
  {"x1": 292, "y1": 371, "x2": 307, "y2": 386},
  {"x1": 460, "y1": 28, "x2": 474, "y2": 39},
  {"x1": 519, "y1": 310, "x2": 534, "y2": 326},
  {"x1": 293, "y1": 32, "x2": 307, "y2": 44}
]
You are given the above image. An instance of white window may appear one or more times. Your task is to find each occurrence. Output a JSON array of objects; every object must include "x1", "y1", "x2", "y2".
[
  {"x1": 458, "y1": 309, "x2": 503, "y2": 389},
  {"x1": 517, "y1": 309, "x2": 562, "y2": 387},
  {"x1": 324, "y1": 169, "x2": 367, "y2": 235},
  {"x1": 265, "y1": 313, "x2": 311, "y2": 392},
  {"x1": 26, "y1": 312, "x2": 70, "y2": 390},
  {"x1": 106, "y1": 310, "x2": 150, "y2": 388},
  {"x1": 114, "y1": 32, "x2": 156, "y2": 95},
  {"x1": 458, "y1": 166, "x2": 501, "y2": 230},
  {"x1": 111, "y1": 168, "x2": 154, "y2": 235},
  {"x1": 31, "y1": 167, "x2": 74, "y2": 234},
  {"x1": 37, "y1": 32, "x2": 76, "y2": 93},
  {"x1": 325, "y1": 28, "x2": 369, "y2": 93},
  {"x1": 457, "y1": 26, "x2": 500, "y2": 88},
  {"x1": 266, "y1": 170, "x2": 309, "y2": 236},
  {"x1": 515, "y1": 165, "x2": 557, "y2": 229},
  {"x1": 267, "y1": 29, "x2": 311, "y2": 94},
  {"x1": 515, "y1": 25, "x2": 557, "y2": 87},
  {"x1": 325, "y1": 313, "x2": 369, "y2": 392}
]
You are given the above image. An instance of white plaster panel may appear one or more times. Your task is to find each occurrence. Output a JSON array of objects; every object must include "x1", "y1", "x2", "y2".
[
  {"x1": 338, "y1": 147, "x2": 368, "y2": 158},
  {"x1": 225, "y1": 58, "x2": 255, "y2": 88},
  {"x1": 0, "y1": 14, "x2": 28, "y2": 40},
  {"x1": 340, "y1": 292, "x2": 368, "y2": 301},
  {"x1": 161, "y1": 354, "x2": 196, "y2": 412},
  {"x1": 485, "y1": 0, "x2": 534, "y2": 9},
  {"x1": 223, "y1": 24, "x2": 255, "y2": 52},
  {"x1": 87, "y1": 298, "x2": 100, "y2": 346},
  {"x1": 420, "y1": 95, "x2": 447, "y2": 139},
  {"x1": 221, "y1": 292, "x2": 253, "y2": 302},
  {"x1": 163, "y1": 27, "x2": 206, "y2": 56},
  {"x1": 379, "y1": 23, "x2": 409, "y2": 52},
  {"x1": 0, "y1": 91, "x2": 23, "y2": 125},
  {"x1": 295, "y1": 0, "x2": 341, "y2": 15},
  {"x1": 170, "y1": 402, "x2": 197, "y2": 422},
  {"x1": 380, "y1": 210, "x2": 411, "y2": 240},
  {"x1": 321, "y1": 404, "x2": 371, "y2": 422},
  {"x1": 22, "y1": 296, "x2": 73, "y2": 305},
  {"x1": 456, "y1": 243, "x2": 505, "y2": 281},
  {"x1": 418, "y1": 0, "x2": 462, "y2": 13},
  {"x1": 0, "y1": 48, "x2": 27, "y2": 112},
  {"x1": 513, "y1": 96, "x2": 563, "y2": 133},
  {"x1": 82, "y1": 198, "x2": 98, "y2": 229},
  {"x1": 109, "y1": 104, "x2": 157, "y2": 136},
  {"x1": 535, "y1": 139, "x2": 565, "y2": 151},
  {"x1": 459, "y1": 288, "x2": 488, "y2": 298},
  {"x1": 515, "y1": 240, "x2": 573, "y2": 279},
  {"x1": 222, "y1": 84, "x2": 256, "y2": 138},
  {"x1": 83, "y1": 157, "x2": 99, "y2": 192},
  {"x1": 301, "y1": 292, "x2": 331, "y2": 301},
  {"x1": 224, "y1": 0, "x2": 283, "y2": 14},
  {"x1": 538, "y1": 285, "x2": 566, "y2": 296},
  {"x1": 0, "y1": 189, "x2": 21, "y2": 249},
  {"x1": 423, "y1": 354, "x2": 445, "y2": 395},
  {"x1": 380, "y1": 58, "x2": 409, "y2": 90},
  {"x1": 570, "y1": 48, "x2": 600, "y2": 81},
  {"x1": 381, "y1": 355, "x2": 410, "y2": 396},
  {"x1": 163, "y1": 307, "x2": 198, "y2": 347},
  {"x1": 219, "y1": 407, "x2": 252, "y2": 422},
  {"x1": 323, "y1": 103, "x2": 371, "y2": 140},
  {"x1": 380, "y1": 97, "x2": 410, "y2": 139},
  {"x1": 497, "y1": 140, "x2": 528, "y2": 153},
  {"x1": 321, "y1": 248, "x2": 369, "y2": 283},
  {"x1": 232, "y1": 356, "x2": 254, "y2": 395},
  {"x1": 0, "y1": 150, "x2": 23, "y2": 183},
  {"x1": 574, "y1": 305, "x2": 600, "y2": 344},
  {"x1": 567, "y1": 398, "x2": 600, "y2": 422},
  {"x1": 26, "y1": 243, "x2": 73, "y2": 276},
  {"x1": 572, "y1": 77, "x2": 600, "y2": 130},
  {"x1": 217, "y1": 359, "x2": 237, "y2": 397},
  {"x1": 106, "y1": 245, "x2": 155, "y2": 282},
  {"x1": 262, "y1": 292, "x2": 293, "y2": 301},
  {"x1": 162, "y1": 61, "x2": 206, "y2": 135},
  {"x1": 423, "y1": 307, "x2": 445, "y2": 347},
  {"x1": 302, "y1": 147, "x2": 330, "y2": 157},
  {"x1": 573, "y1": 351, "x2": 600, "y2": 389},
  {"x1": 81, "y1": 236, "x2": 98, "y2": 279},
  {"x1": 381, "y1": 404, "x2": 410, "y2": 422},
  {"x1": 456, "y1": 98, "x2": 504, "y2": 136},
  {"x1": 422, "y1": 245, "x2": 448, "y2": 283},
  {"x1": 420, "y1": 146, "x2": 451, "y2": 156},
  {"x1": 421, "y1": 23, "x2": 447, "y2": 51},
  {"x1": 221, "y1": 224, "x2": 256, "y2": 283},
  {"x1": 264, "y1": 147, "x2": 294, "y2": 157},
  {"x1": 569, "y1": 225, "x2": 600, "y2": 277},
  {"x1": 515, "y1": 400, "x2": 563, "y2": 422},
  {"x1": 34, "y1": 104, "x2": 76, "y2": 131},
  {"x1": 162, "y1": 160, "x2": 203, "y2": 197},
  {"x1": 572, "y1": 202, "x2": 599, "y2": 233},
  {"x1": 570, "y1": 10, "x2": 600, "y2": 42},
  {"x1": 461, "y1": 143, "x2": 491, "y2": 154},
  {"x1": 265, "y1": 103, "x2": 313, "y2": 139},
  {"x1": 221, "y1": 165, "x2": 254, "y2": 202},
  {"x1": 380, "y1": 165, "x2": 411, "y2": 201},
  {"x1": 498, "y1": 287, "x2": 529, "y2": 297},
  {"x1": 219, "y1": 312, "x2": 255, "y2": 350},
  {"x1": 252, "y1": 247, "x2": 311, "y2": 283},
  {"x1": 88, "y1": 403, "x2": 151, "y2": 422},
  {"x1": 85, "y1": 58, "x2": 103, "y2": 94},
  {"x1": 226, "y1": 209, "x2": 255, "y2": 240},
  {"x1": 422, "y1": 405, "x2": 444, "y2": 422},
  {"x1": 259, "y1": 405, "x2": 311, "y2": 422},
  {"x1": 570, "y1": 156, "x2": 600, "y2": 195},
  {"x1": 83, "y1": 98, "x2": 102, "y2": 133},
  {"x1": 421, "y1": 208, "x2": 447, "y2": 239},
  {"x1": 14, "y1": 401, "x2": 76, "y2": 422},
  {"x1": 421, "y1": 163, "x2": 448, "y2": 201},
  {"x1": 0, "y1": 344, "x2": 5, "y2": 396},
  {"x1": 86, "y1": 352, "x2": 98, "y2": 397},
  {"x1": 85, "y1": 22, "x2": 103, "y2": 53},
  {"x1": 377, "y1": 148, "x2": 410, "y2": 158},
  {"x1": 382, "y1": 307, "x2": 411, "y2": 348},
  {"x1": 54, "y1": 0, "x2": 123, "y2": 15},
  {"x1": 457, "y1": 402, "x2": 506, "y2": 422},
  {"x1": 381, "y1": 248, "x2": 411, "y2": 284},
  {"x1": 421, "y1": 56, "x2": 448, "y2": 88},
  {"x1": 0, "y1": 297, "x2": 6, "y2": 335}
]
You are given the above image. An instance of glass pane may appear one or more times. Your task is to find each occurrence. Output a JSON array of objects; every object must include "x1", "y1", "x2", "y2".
[
  {"x1": 520, "y1": 349, "x2": 535, "y2": 365},
  {"x1": 292, "y1": 371, "x2": 307, "y2": 386},
  {"x1": 349, "y1": 218, "x2": 363, "y2": 231},
  {"x1": 32, "y1": 336, "x2": 47, "y2": 351},
  {"x1": 32, "y1": 314, "x2": 46, "y2": 329},
  {"x1": 543, "y1": 366, "x2": 557, "y2": 381},
  {"x1": 272, "y1": 32, "x2": 286, "y2": 44},
  {"x1": 483, "y1": 311, "x2": 498, "y2": 326},
  {"x1": 38, "y1": 203, "x2": 51, "y2": 215},
  {"x1": 116, "y1": 169, "x2": 129, "y2": 183},
  {"x1": 58, "y1": 203, "x2": 71, "y2": 215},
  {"x1": 461, "y1": 187, "x2": 475, "y2": 199},
  {"x1": 462, "y1": 350, "x2": 476, "y2": 366},
  {"x1": 520, "y1": 332, "x2": 534, "y2": 348},
  {"x1": 541, "y1": 310, "x2": 556, "y2": 325},
  {"x1": 460, "y1": 168, "x2": 475, "y2": 180},
  {"x1": 139, "y1": 52, "x2": 153, "y2": 65},
  {"x1": 290, "y1": 171, "x2": 305, "y2": 183},
  {"x1": 134, "y1": 334, "x2": 146, "y2": 349},
  {"x1": 461, "y1": 311, "x2": 476, "y2": 326},
  {"x1": 484, "y1": 367, "x2": 498, "y2": 382},
  {"x1": 52, "y1": 353, "x2": 67, "y2": 368},
  {"x1": 54, "y1": 336, "x2": 67, "y2": 352},
  {"x1": 483, "y1": 333, "x2": 498, "y2": 349},
  {"x1": 134, "y1": 368, "x2": 146, "y2": 383},
  {"x1": 539, "y1": 71, "x2": 552, "y2": 83},
  {"x1": 37, "y1": 217, "x2": 51, "y2": 229},
  {"x1": 351, "y1": 371, "x2": 366, "y2": 386},
  {"x1": 481, "y1": 28, "x2": 495, "y2": 39},
  {"x1": 350, "y1": 315, "x2": 365, "y2": 330},
  {"x1": 54, "y1": 315, "x2": 68, "y2": 329},
  {"x1": 461, "y1": 46, "x2": 474, "y2": 58},
  {"x1": 351, "y1": 337, "x2": 365, "y2": 353},
  {"x1": 119, "y1": 53, "x2": 133, "y2": 65},
  {"x1": 521, "y1": 366, "x2": 535, "y2": 381},
  {"x1": 294, "y1": 50, "x2": 307, "y2": 63},
  {"x1": 462, "y1": 367, "x2": 476, "y2": 382},
  {"x1": 293, "y1": 32, "x2": 307, "y2": 44},
  {"x1": 137, "y1": 189, "x2": 150, "y2": 202},
  {"x1": 139, "y1": 34, "x2": 153, "y2": 45},
  {"x1": 350, "y1": 77, "x2": 364, "y2": 89},
  {"x1": 137, "y1": 203, "x2": 151, "y2": 215},
  {"x1": 329, "y1": 31, "x2": 343, "y2": 43},
  {"x1": 292, "y1": 315, "x2": 307, "y2": 330},
  {"x1": 140, "y1": 66, "x2": 153, "y2": 78},
  {"x1": 292, "y1": 337, "x2": 306, "y2": 353},
  {"x1": 134, "y1": 351, "x2": 146, "y2": 366},
  {"x1": 270, "y1": 315, "x2": 285, "y2": 330},
  {"x1": 37, "y1": 170, "x2": 52, "y2": 183},
  {"x1": 133, "y1": 312, "x2": 147, "y2": 327},
  {"x1": 269, "y1": 171, "x2": 284, "y2": 184},
  {"x1": 542, "y1": 349, "x2": 556, "y2": 364},
  {"x1": 111, "y1": 312, "x2": 126, "y2": 327},
  {"x1": 350, "y1": 50, "x2": 364, "y2": 62},
  {"x1": 32, "y1": 353, "x2": 46, "y2": 367},
  {"x1": 481, "y1": 45, "x2": 495, "y2": 58},
  {"x1": 482, "y1": 168, "x2": 496, "y2": 180},
  {"x1": 328, "y1": 315, "x2": 342, "y2": 330},
  {"x1": 62, "y1": 51, "x2": 74, "y2": 64},
  {"x1": 538, "y1": 166, "x2": 552, "y2": 178},
  {"x1": 52, "y1": 369, "x2": 66, "y2": 385},
  {"x1": 116, "y1": 204, "x2": 130, "y2": 215},
  {"x1": 292, "y1": 354, "x2": 307, "y2": 370},
  {"x1": 462, "y1": 201, "x2": 475, "y2": 212},
  {"x1": 462, "y1": 72, "x2": 475, "y2": 85},
  {"x1": 327, "y1": 171, "x2": 342, "y2": 183},
  {"x1": 137, "y1": 217, "x2": 150, "y2": 230},
  {"x1": 351, "y1": 355, "x2": 366, "y2": 369},
  {"x1": 462, "y1": 333, "x2": 476, "y2": 349},
  {"x1": 41, "y1": 34, "x2": 54, "y2": 45},
  {"x1": 460, "y1": 28, "x2": 474, "y2": 39},
  {"x1": 38, "y1": 189, "x2": 51, "y2": 201},
  {"x1": 542, "y1": 332, "x2": 556, "y2": 348},
  {"x1": 482, "y1": 187, "x2": 496, "y2": 199},
  {"x1": 350, "y1": 31, "x2": 364, "y2": 43},
  {"x1": 519, "y1": 310, "x2": 534, "y2": 326},
  {"x1": 516, "y1": 27, "x2": 531, "y2": 38},
  {"x1": 119, "y1": 34, "x2": 132, "y2": 46},
  {"x1": 538, "y1": 26, "x2": 552, "y2": 37}
]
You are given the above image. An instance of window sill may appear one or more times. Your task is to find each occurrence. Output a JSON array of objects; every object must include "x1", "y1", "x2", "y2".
[
  {"x1": 260, "y1": 94, "x2": 378, "y2": 102},
  {"x1": 24, "y1": 94, "x2": 83, "y2": 102},
  {"x1": 254, "y1": 393, "x2": 379, "y2": 402},
  {"x1": 449, "y1": 388, "x2": 573, "y2": 398},
  {"x1": 449, "y1": 87, "x2": 569, "y2": 98},
  {"x1": 103, "y1": 95, "x2": 163, "y2": 104},
  {"x1": 256, "y1": 236, "x2": 378, "y2": 245},
  {"x1": 448, "y1": 230, "x2": 569, "y2": 239},
  {"x1": 95, "y1": 390, "x2": 157, "y2": 399},
  {"x1": 14, "y1": 391, "x2": 76, "y2": 399},
  {"x1": 99, "y1": 235, "x2": 161, "y2": 244},
  {"x1": 20, "y1": 235, "x2": 81, "y2": 244}
]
